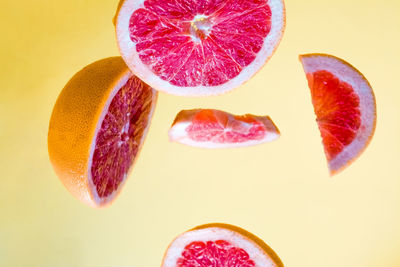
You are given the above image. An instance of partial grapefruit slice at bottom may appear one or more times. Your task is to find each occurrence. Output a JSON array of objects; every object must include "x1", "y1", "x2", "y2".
[
  {"x1": 169, "y1": 109, "x2": 280, "y2": 148},
  {"x1": 299, "y1": 53, "x2": 376, "y2": 175},
  {"x1": 48, "y1": 57, "x2": 157, "y2": 207},
  {"x1": 162, "y1": 223, "x2": 283, "y2": 267},
  {"x1": 115, "y1": 0, "x2": 285, "y2": 96}
]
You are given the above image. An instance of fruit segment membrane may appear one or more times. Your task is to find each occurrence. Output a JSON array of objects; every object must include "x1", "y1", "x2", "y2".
[
  {"x1": 91, "y1": 76, "x2": 153, "y2": 198},
  {"x1": 129, "y1": 0, "x2": 272, "y2": 87},
  {"x1": 307, "y1": 70, "x2": 361, "y2": 160},
  {"x1": 177, "y1": 240, "x2": 255, "y2": 267}
]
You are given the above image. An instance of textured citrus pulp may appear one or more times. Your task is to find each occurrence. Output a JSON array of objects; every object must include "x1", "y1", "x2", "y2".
[
  {"x1": 48, "y1": 57, "x2": 157, "y2": 207},
  {"x1": 169, "y1": 109, "x2": 280, "y2": 148},
  {"x1": 162, "y1": 223, "x2": 283, "y2": 267},
  {"x1": 115, "y1": 0, "x2": 285, "y2": 96},
  {"x1": 300, "y1": 54, "x2": 376, "y2": 175}
]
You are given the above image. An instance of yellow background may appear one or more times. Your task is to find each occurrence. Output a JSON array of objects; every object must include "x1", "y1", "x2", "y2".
[{"x1": 1, "y1": 0, "x2": 400, "y2": 266}]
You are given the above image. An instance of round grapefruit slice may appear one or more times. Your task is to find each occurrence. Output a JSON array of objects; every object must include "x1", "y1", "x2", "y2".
[
  {"x1": 162, "y1": 223, "x2": 283, "y2": 267},
  {"x1": 48, "y1": 57, "x2": 157, "y2": 207},
  {"x1": 299, "y1": 53, "x2": 376, "y2": 175},
  {"x1": 169, "y1": 109, "x2": 280, "y2": 148},
  {"x1": 115, "y1": 0, "x2": 285, "y2": 96}
]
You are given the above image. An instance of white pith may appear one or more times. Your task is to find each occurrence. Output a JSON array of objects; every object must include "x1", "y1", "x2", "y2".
[
  {"x1": 190, "y1": 15, "x2": 212, "y2": 42},
  {"x1": 116, "y1": 0, "x2": 285, "y2": 96},
  {"x1": 162, "y1": 227, "x2": 278, "y2": 267},
  {"x1": 87, "y1": 71, "x2": 157, "y2": 206},
  {"x1": 300, "y1": 54, "x2": 376, "y2": 174},
  {"x1": 169, "y1": 120, "x2": 280, "y2": 148}
]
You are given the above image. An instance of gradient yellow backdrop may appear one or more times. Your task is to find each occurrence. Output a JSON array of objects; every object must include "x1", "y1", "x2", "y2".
[{"x1": 1, "y1": 0, "x2": 400, "y2": 266}]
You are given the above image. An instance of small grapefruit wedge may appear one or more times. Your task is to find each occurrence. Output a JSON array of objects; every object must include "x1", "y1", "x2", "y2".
[
  {"x1": 115, "y1": 0, "x2": 285, "y2": 96},
  {"x1": 162, "y1": 223, "x2": 283, "y2": 267},
  {"x1": 169, "y1": 109, "x2": 280, "y2": 148},
  {"x1": 48, "y1": 57, "x2": 157, "y2": 207},
  {"x1": 299, "y1": 53, "x2": 376, "y2": 175}
]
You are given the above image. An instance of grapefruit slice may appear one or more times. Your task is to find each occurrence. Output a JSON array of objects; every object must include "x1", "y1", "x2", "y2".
[
  {"x1": 115, "y1": 0, "x2": 285, "y2": 96},
  {"x1": 169, "y1": 109, "x2": 280, "y2": 148},
  {"x1": 48, "y1": 57, "x2": 157, "y2": 207},
  {"x1": 299, "y1": 53, "x2": 376, "y2": 175},
  {"x1": 162, "y1": 223, "x2": 283, "y2": 267}
]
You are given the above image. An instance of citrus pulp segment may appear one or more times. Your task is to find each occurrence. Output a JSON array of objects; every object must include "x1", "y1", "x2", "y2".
[
  {"x1": 115, "y1": 0, "x2": 285, "y2": 96},
  {"x1": 299, "y1": 54, "x2": 376, "y2": 175},
  {"x1": 48, "y1": 57, "x2": 157, "y2": 207},
  {"x1": 169, "y1": 109, "x2": 280, "y2": 148},
  {"x1": 162, "y1": 223, "x2": 283, "y2": 267}
]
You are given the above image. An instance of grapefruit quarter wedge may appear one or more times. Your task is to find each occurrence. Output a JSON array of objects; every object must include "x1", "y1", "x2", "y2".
[
  {"x1": 48, "y1": 57, "x2": 157, "y2": 207},
  {"x1": 162, "y1": 223, "x2": 283, "y2": 267},
  {"x1": 169, "y1": 109, "x2": 280, "y2": 148},
  {"x1": 299, "y1": 53, "x2": 376, "y2": 175},
  {"x1": 114, "y1": 0, "x2": 285, "y2": 96}
]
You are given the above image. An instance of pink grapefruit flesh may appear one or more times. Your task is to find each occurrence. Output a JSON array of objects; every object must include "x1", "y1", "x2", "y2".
[
  {"x1": 300, "y1": 53, "x2": 376, "y2": 175},
  {"x1": 178, "y1": 240, "x2": 256, "y2": 266},
  {"x1": 162, "y1": 223, "x2": 283, "y2": 267},
  {"x1": 169, "y1": 109, "x2": 280, "y2": 148},
  {"x1": 115, "y1": 0, "x2": 285, "y2": 96},
  {"x1": 91, "y1": 76, "x2": 155, "y2": 200}
]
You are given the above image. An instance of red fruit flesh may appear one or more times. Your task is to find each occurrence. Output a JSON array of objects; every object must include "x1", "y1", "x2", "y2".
[
  {"x1": 129, "y1": 0, "x2": 272, "y2": 87},
  {"x1": 187, "y1": 110, "x2": 267, "y2": 143},
  {"x1": 91, "y1": 76, "x2": 153, "y2": 198},
  {"x1": 177, "y1": 240, "x2": 255, "y2": 267},
  {"x1": 307, "y1": 70, "x2": 361, "y2": 160}
]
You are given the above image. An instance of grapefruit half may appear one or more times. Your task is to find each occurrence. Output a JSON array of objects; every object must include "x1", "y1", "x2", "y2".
[
  {"x1": 299, "y1": 53, "x2": 376, "y2": 175},
  {"x1": 169, "y1": 109, "x2": 280, "y2": 148},
  {"x1": 162, "y1": 223, "x2": 283, "y2": 267},
  {"x1": 115, "y1": 0, "x2": 285, "y2": 96},
  {"x1": 48, "y1": 57, "x2": 157, "y2": 207}
]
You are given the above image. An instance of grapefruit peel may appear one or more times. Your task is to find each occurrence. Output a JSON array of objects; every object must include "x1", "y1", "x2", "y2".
[
  {"x1": 300, "y1": 53, "x2": 376, "y2": 175},
  {"x1": 162, "y1": 223, "x2": 283, "y2": 267},
  {"x1": 48, "y1": 57, "x2": 157, "y2": 207},
  {"x1": 114, "y1": 0, "x2": 286, "y2": 96}
]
